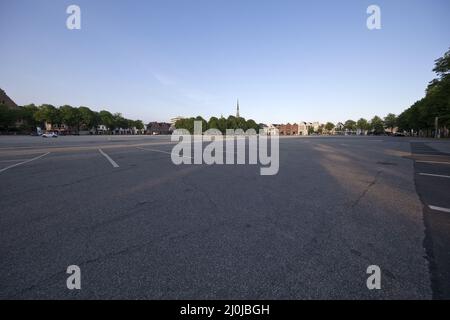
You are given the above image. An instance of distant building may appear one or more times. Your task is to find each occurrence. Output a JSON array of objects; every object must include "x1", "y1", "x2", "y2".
[
  {"x1": 0, "y1": 88, "x2": 19, "y2": 109},
  {"x1": 384, "y1": 127, "x2": 398, "y2": 135},
  {"x1": 276, "y1": 123, "x2": 299, "y2": 135},
  {"x1": 146, "y1": 122, "x2": 171, "y2": 135},
  {"x1": 97, "y1": 125, "x2": 108, "y2": 134},
  {"x1": 334, "y1": 122, "x2": 345, "y2": 135},
  {"x1": 110, "y1": 127, "x2": 132, "y2": 135},
  {"x1": 311, "y1": 121, "x2": 320, "y2": 132},
  {"x1": 298, "y1": 122, "x2": 309, "y2": 135},
  {"x1": 267, "y1": 121, "x2": 325, "y2": 136},
  {"x1": 236, "y1": 99, "x2": 240, "y2": 118},
  {"x1": 170, "y1": 116, "x2": 184, "y2": 126},
  {"x1": 264, "y1": 124, "x2": 279, "y2": 136},
  {"x1": 45, "y1": 122, "x2": 71, "y2": 134}
]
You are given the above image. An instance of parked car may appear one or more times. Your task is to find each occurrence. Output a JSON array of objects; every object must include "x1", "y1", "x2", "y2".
[{"x1": 42, "y1": 132, "x2": 58, "y2": 138}]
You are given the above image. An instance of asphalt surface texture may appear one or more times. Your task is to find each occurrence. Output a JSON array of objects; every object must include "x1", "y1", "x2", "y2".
[{"x1": 0, "y1": 134, "x2": 449, "y2": 299}]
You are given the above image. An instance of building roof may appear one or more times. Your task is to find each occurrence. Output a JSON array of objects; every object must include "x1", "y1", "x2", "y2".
[{"x1": 0, "y1": 88, "x2": 19, "y2": 109}]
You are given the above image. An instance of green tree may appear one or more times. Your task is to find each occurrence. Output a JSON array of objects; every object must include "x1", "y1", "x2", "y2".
[
  {"x1": 356, "y1": 118, "x2": 369, "y2": 132},
  {"x1": 217, "y1": 116, "x2": 227, "y2": 133},
  {"x1": 245, "y1": 119, "x2": 259, "y2": 132},
  {"x1": 0, "y1": 104, "x2": 18, "y2": 131},
  {"x1": 344, "y1": 120, "x2": 356, "y2": 131},
  {"x1": 59, "y1": 105, "x2": 82, "y2": 131},
  {"x1": 114, "y1": 113, "x2": 128, "y2": 129},
  {"x1": 18, "y1": 104, "x2": 39, "y2": 132},
  {"x1": 78, "y1": 106, "x2": 96, "y2": 130},
  {"x1": 99, "y1": 110, "x2": 115, "y2": 131},
  {"x1": 34, "y1": 104, "x2": 60, "y2": 127},
  {"x1": 397, "y1": 48, "x2": 450, "y2": 136},
  {"x1": 134, "y1": 120, "x2": 144, "y2": 130},
  {"x1": 384, "y1": 113, "x2": 397, "y2": 132},
  {"x1": 208, "y1": 116, "x2": 219, "y2": 130},
  {"x1": 235, "y1": 117, "x2": 247, "y2": 130},
  {"x1": 370, "y1": 116, "x2": 385, "y2": 134},
  {"x1": 226, "y1": 115, "x2": 238, "y2": 130},
  {"x1": 324, "y1": 122, "x2": 335, "y2": 133},
  {"x1": 175, "y1": 118, "x2": 195, "y2": 133},
  {"x1": 432, "y1": 48, "x2": 450, "y2": 78}
]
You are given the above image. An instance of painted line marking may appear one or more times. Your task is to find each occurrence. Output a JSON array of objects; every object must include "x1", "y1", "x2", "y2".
[
  {"x1": 0, "y1": 152, "x2": 50, "y2": 173},
  {"x1": 99, "y1": 149, "x2": 119, "y2": 168},
  {"x1": 0, "y1": 159, "x2": 32, "y2": 163},
  {"x1": 416, "y1": 160, "x2": 450, "y2": 165},
  {"x1": 413, "y1": 154, "x2": 449, "y2": 157},
  {"x1": 137, "y1": 146, "x2": 193, "y2": 160},
  {"x1": 429, "y1": 205, "x2": 450, "y2": 213},
  {"x1": 418, "y1": 173, "x2": 450, "y2": 179}
]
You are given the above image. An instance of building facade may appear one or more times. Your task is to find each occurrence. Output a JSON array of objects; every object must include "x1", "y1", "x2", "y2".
[
  {"x1": 170, "y1": 116, "x2": 184, "y2": 126},
  {"x1": 276, "y1": 123, "x2": 299, "y2": 135},
  {"x1": 298, "y1": 122, "x2": 309, "y2": 135},
  {"x1": 146, "y1": 122, "x2": 171, "y2": 135}
]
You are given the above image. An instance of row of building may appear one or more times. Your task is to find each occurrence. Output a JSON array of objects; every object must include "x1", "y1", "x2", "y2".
[
  {"x1": 263, "y1": 122, "x2": 319, "y2": 136},
  {"x1": 262, "y1": 122, "x2": 356, "y2": 136},
  {"x1": 229, "y1": 102, "x2": 356, "y2": 136}
]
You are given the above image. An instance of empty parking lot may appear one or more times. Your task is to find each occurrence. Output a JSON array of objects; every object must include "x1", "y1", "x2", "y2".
[{"x1": 1, "y1": 135, "x2": 449, "y2": 299}]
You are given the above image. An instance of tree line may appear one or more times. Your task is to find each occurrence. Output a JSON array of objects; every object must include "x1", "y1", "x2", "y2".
[
  {"x1": 320, "y1": 115, "x2": 390, "y2": 135},
  {"x1": 0, "y1": 104, "x2": 144, "y2": 133},
  {"x1": 175, "y1": 115, "x2": 260, "y2": 134},
  {"x1": 396, "y1": 48, "x2": 450, "y2": 137}
]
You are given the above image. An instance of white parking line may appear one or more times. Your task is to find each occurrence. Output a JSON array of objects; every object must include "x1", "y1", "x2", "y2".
[
  {"x1": 0, "y1": 152, "x2": 50, "y2": 173},
  {"x1": 99, "y1": 149, "x2": 119, "y2": 168},
  {"x1": 136, "y1": 146, "x2": 193, "y2": 160},
  {"x1": 429, "y1": 205, "x2": 450, "y2": 213},
  {"x1": 0, "y1": 159, "x2": 31, "y2": 163},
  {"x1": 416, "y1": 160, "x2": 450, "y2": 165},
  {"x1": 418, "y1": 173, "x2": 450, "y2": 179}
]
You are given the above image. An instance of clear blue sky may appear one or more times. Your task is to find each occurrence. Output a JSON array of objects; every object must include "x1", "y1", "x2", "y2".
[{"x1": 1, "y1": 0, "x2": 449, "y2": 124}]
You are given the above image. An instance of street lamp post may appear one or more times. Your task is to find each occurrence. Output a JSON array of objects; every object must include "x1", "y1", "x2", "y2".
[{"x1": 435, "y1": 117, "x2": 439, "y2": 139}]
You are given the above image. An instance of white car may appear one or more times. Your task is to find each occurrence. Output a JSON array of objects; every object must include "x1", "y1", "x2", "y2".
[{"x1": 42, "y1": 132, "x2": 58, "y2": 138}]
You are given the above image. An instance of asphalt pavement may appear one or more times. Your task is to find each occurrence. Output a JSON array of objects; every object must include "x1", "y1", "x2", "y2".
[
  {"x1": 410, "y1": 141, "x2": 450, "y2": 299},
  {"x1": 0, "y1": 135, "x2": 449, "y2": 299}
]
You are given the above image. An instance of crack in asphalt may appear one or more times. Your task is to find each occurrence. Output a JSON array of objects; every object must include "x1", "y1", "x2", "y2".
[{"x1": 350, "y1": 170, "x2": 382, "y2": 208}]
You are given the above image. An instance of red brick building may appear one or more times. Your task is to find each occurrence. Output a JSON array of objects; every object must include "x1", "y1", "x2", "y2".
[{"x1": 276, "y1": 123, "x2": 299, "y2": 135}]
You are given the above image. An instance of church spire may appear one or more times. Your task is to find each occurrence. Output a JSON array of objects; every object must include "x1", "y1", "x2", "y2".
[{"x1": 236, "y1": 99, "x2": 240, "y2": 118}]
